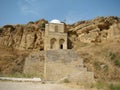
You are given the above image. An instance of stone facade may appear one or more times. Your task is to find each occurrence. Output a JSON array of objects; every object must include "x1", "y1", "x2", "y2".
[
  {"x1": 23, "y1": 19, "x2": 94, "y2": 82},
  {"x1": 23, "y1": 50, "x2": 94, "y2": 82},
  {"x1": 44, "y1": 21, "x2": 67, "y2": 50}
]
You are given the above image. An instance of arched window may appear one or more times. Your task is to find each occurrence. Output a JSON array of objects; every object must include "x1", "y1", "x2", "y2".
[
  {"x1": 59, "y1": 39, "x2": 65, "y2": 49},
  {"x1": 55, "y1": 25, "x2": 58, "y2": 32},
  {"x1": 50, "y1": 38, "x2": 56, "y2": 49}
]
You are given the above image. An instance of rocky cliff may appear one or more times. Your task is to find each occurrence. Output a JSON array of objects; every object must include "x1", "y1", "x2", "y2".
[
  {"x1": 0, "y1": 19, "x2": 48, "y2": 50},
  {"x1": 68, "y1": 16, "x2": 120, "y2": 44}
]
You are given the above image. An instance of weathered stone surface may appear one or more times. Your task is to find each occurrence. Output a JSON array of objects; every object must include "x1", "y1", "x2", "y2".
[
  {"x1": 0, "y1": 19, "x2": 48, "y2": 50},
  {"x1": 68, "y1": 16, "x2": 120, "y2": 43},
  {"x1": 45, "y1": 50, "x2": 82, "y2": 62},
  {"x1": 44, "y1": 22, "x2": 67, "y2": 50},
  {"x1": 23, "y1": 50, "x2": 94, "y2": 82},
  {"x1": 108, "y1": 23, "x2": 120, "y2": 39}
]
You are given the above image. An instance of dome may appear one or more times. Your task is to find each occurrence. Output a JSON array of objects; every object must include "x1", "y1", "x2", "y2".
[{"x1": 50, "y1": 19, "x2": 61, "y2": 23}]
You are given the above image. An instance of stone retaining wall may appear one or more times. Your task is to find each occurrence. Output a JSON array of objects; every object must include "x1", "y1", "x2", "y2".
[{"x1": 23, "y1": 50, "x2": 94, "y2": 82}]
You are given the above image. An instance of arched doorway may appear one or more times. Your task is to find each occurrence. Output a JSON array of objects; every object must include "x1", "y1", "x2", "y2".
[
  {"x1": 59, "y1": 39, "x2": 65, "y2": 49},
  {"x1": 50, "y1": 38, "x2": 56, "y2": 49}
]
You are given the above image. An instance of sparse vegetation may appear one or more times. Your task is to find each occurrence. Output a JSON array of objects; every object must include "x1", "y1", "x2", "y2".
[
  {"x1": 94, "y1": 61, "x2": 101, "y2": 70},
  {"x1": 0, "y1": 45, "x2": 29, "y2": 75},
  {"x1": 74, "y1": 39, "x2": 120, "y2": 81},
  {"x1": 95, "y1": 81, "x2": 108, "y2": 89},
  {"x1": 88, "y1": 81, "x2": 120, "y2": 90},
  {"x1": 63, "y1": 78, "x2": 70, "y2": 83},
  {"x1": 109, "y1": 84, "x2": 120, "y2": 90},
  {"x1": 0, "y1": 72, "x2": 43, "y2": 78},
  {"x1": 114, "y1": 60, "x2": 120, "y2": 67},
  {"x1": 103, "y1": 65, "x2": 109, "y2": 72},
  {"x1": 109, "y1": 52, "x2": 116, "y2": 60},
  {"x1": 109, "y1": 52, "x2": 120, "y2": 67}
]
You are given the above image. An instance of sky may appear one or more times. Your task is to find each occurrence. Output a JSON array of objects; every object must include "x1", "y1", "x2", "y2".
[{"x1": 0, "y1": 0, "x2": 120, "y2": 26}]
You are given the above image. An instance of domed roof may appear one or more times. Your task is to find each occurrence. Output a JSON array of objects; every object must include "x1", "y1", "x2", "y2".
[{"x1": 50, "y1": 19, "x2": 61, "y2": 23}]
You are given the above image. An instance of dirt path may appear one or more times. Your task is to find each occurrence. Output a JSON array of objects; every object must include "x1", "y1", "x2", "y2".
[{"x1": 0, "y1": 81, "x2": 88, "y2": 90}]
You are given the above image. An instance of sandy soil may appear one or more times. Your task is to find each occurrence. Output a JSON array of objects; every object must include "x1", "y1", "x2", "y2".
[{"x1": 0, "y1": 81, "x2": 87, "y2": 90}]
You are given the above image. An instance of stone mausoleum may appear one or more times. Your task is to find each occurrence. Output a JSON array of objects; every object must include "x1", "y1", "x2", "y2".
[
  {"x1": 23, "y1": 19, "x2": 94, "y2": 83},
  {"x1": 44, "y1": 19, "x2": 67, "y2": 50}
]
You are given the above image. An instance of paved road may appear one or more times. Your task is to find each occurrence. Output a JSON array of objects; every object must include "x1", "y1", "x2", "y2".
[{"x1": 0, "y1": 81, "x2": 86, "y2": 90}]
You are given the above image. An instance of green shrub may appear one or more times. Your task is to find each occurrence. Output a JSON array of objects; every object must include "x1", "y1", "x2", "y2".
[
  {"x1": 109, "y1": 52, "x2": 116, "y2": 60},
  {"x1": 94, "y1": 61, "x2": 101, "y2": 70},
  {"x1": 92, "y1": 81, "x2": 108, "y2": 89},
  {"x1": 109, "y1": 84, "x2": 120, "y2": 90},
  {"x1": 109, "y1": 52, "x2": 120, "y2": 67},
  {"x1": 114, "y1": 60, "x2": 120, "y2": 67},
  {"x1": 96, "y1": 81, "x2": 105, "y2": 89},
  {"x1": 63, "y1": 78, "x2": 70, "y2": 83}
]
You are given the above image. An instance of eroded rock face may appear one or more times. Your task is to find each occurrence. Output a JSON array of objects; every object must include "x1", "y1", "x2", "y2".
[
  {"x1": 68, "y1": 16, "x2": 120, "y2": 43},
  {"x1": 0, "y1": 19, "x2": 48, "y2": 50},
  {"x1": 108, "y1": 23, "x2": 120, "y2": 39}
]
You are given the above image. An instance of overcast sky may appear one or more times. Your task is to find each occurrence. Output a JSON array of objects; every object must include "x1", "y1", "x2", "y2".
[{"x1": 0, "y1": 0, "x2": 120, "y2": 26}]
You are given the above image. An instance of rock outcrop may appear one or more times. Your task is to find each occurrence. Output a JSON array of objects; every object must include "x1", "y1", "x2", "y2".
[
  {"x1": 0, "y1": 19, "x2": 48, "y2": 50},
  {"x1": 68, "y1": 16, "x2": 120, "y2": 43}
]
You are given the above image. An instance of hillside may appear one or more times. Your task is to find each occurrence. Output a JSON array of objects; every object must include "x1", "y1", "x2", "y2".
[
  {"x1": 68, "y1": 16, "x2": 120, "y2": 81},
  {"x1": 0, "y1": 16, "x2": 120, "y2": 81}
]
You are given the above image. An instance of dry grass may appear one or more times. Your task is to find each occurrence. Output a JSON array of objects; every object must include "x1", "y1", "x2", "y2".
[
  {"x1": 0, "y1": 45, "x2": 29, "y2": 75},
  {"x1": 73, "y1": 39, "x2": 120, "y2": 81}
]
